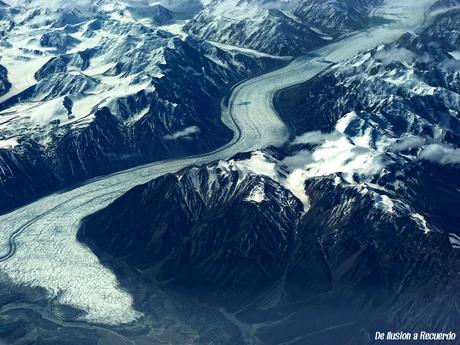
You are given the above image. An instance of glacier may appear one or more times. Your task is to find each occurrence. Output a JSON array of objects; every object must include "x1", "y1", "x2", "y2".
[{"x1": 0, "y1": 0, "x2": 439, "y2": 328}]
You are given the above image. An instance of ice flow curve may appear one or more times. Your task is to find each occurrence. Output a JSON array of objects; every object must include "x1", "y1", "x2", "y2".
[{"x1": 0, "y1": 0, "x2": 435, "y2": 325}]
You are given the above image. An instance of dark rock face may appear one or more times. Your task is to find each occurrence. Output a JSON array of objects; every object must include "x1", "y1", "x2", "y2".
[
  {"x1": 79, "y1": 155, "x2": 460, "y2": 344},
  {"x1": 280, "y1": 7, "x2": 460, "y2": 138},
  {"x1": 48, "y1": 107, "x2": 132, "y2": 183},
  {"x1": 401, "y1": 162, "x2": 460, "y2": 235},
  {"x1": 80, "y1": 162, "x2": 304, "y2": 308},
  {"x1": 0, "y1": 7, "x2": 277, "y2": 214},
  {"x1": 132, "y1": 4, "x2": 173, "y2": 25},
  {"x1": 430, "y1": 0, "x2": 460, "y2": 11},
  {"x1": 80, "y1": 7, "x2": 460, "y2": 345},
  {"x1": 184, "y1": 0, "x2": 383, "y2": 56},
  {"x1": 294, "y1": 0, "x2": 383, "y2": 34},
  {"x1": 185, "y1": 6, "x2": 327, "y2": 56},
  {"x1": 39, "y1": 31, "x2": 81, "y2": 51},
  {"x1": 0, "y1": 64, "x2": 10, "y2": 97},
  {"x1": 0, "y1": 141, "x2": 58, "y2": 212},
  {"x1": 252, "y1": 177, "x2": 460, "y2": 345}
]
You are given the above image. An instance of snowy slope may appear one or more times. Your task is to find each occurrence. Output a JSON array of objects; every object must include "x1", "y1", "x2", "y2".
[
  {"x1": 294, "y1": 0, "x2": 383, "y2": 34},
  {"x1": 184, "y1": 0, "x2": 327, "y2": 56},
  {"x1": 184, "y1": 0, "x2": 384, "y2": 56},
  {"x1": 277, "y1": 6, "x2": 460, "y2": 236},
  {"x1": 79, "y1": 154, "x2": 305, "y2": 308},
  {"x1": 1, "y1": 0, "x2": 455, "y2": 344},
  {"x1": 80, "y1": 5, "x2": 460, "y2": 344},
  {"x1": 0, "y1": 0, "x2": 275, "y2": 213}
]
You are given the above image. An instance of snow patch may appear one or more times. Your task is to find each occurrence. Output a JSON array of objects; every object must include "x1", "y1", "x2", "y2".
[
  {"x1": 217, "y1": 151, "x2": 310, "y2": 212},
  {"x1": 373, "y1": 193, "x2": 394, "y2": 213},
  {"x1": 419, "y1": 144, "x2": 460, "y2": 165},
  {"x1": 335, "y1": 111, "x2": 358, "y2": 133},
  {"x1": 449, "y1": 51, "x2": 460, "y2": 60},
  {"x1": 410, "y1": 213, "x2": 431, "y2": 234},
  {"x1": 284, "y1": 131, "x2": 387, "y2": 184},
  {"x1": 0, "y1": 137, "x2": 19, "y2": 149},
  {"x1": 164, "y1": 125, "x2": 200, "y2": 140},
  {"x1": 240, "y1": 151, "x2": 278, "y2": 180},
  {"x1": 245, "y1": 182, "x2": 265, "y2": 203},
  {"x1": 448, "y1": 233, "x2": 460, "y2": 249},
  {"x1": 283, "y1": 169, "x2": 310, "y2": 212}
]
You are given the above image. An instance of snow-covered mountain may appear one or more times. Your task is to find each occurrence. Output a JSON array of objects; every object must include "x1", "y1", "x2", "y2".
[
  {"x1": 0, "y1": 64, "x2": 10, "y2": 96},
  {"x1": 184, "y1": 0, "x2": 327, "y2": 56},
  {"x1": 1, "y1": 0, "x2": 459, "y2": 344},
  {"x1": 184, "y1": 0, "x2": 383, "y2": 56},
  {"x1": 430, "y1": 0, "x2": 460, "y2": 11},
  {"x1": 79, "y1": 152, "x2": 305, "y2": 305},
  {"x1": 294, "y1": 0, "x2": 383, "y2": 34},
  {"x1": 79, "y1": 5, "x2": 460, "y2": 345},
  {"x1": 278, "y1": 6, "x2": 460, "y2": 234},
  {"x1": 0, "y1": 0, "x2": 276, "y2": 213}
]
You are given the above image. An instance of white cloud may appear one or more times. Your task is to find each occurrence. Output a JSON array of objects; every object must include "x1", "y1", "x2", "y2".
[
  {"x1": 419, "y1": 144, "x2": 460, "y2": 164},
  {"x1": 374, "y1": 47, "x2": 415, "y2": 64},
  {"x1": 390, "y1": 135, "x2": 425, "y2": 152},
  {"x1": 164, "y1": 125, "x2": 200, "y2": 140}
]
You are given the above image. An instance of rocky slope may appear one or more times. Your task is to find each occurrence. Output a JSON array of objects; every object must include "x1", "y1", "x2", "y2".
[
  {"x1": 294, "y1": 0, "x2": 383, "y2": 34},
  {"x1": 184, "y1": 0, "x2": 327, "y2": 56},
  {"x1": 184, "y1": 0, "x2": 383, "y2": 56},
  {"x1": 80, "y1": 149, "x2": 460, "y2": 344},
  {"x1": 0, "y1": 0, "x2": 276, "y2": 213},
  {"x1": 277, "y1": 6, "x2": 460, "y2": 234},
  {"x1": 431, "y1": 0, "x2": 460, "y2": 11},
  {"x1": 80, "y1": 153, "x2": 305, "y2": 307},
  {"x1": 79, "y1": 5, "x2": 460, "y2": 345}
]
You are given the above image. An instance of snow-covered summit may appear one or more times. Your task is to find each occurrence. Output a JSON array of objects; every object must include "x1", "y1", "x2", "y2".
[
  {"x1": 0, "y1": 0, "x2": 274, "y2": 213},
  {"x1": 184, "y1": 0, "x2": 383, "y2": 56},
  {"x1": 77, "y1": 8, "x2": 460, "y2": 344}
]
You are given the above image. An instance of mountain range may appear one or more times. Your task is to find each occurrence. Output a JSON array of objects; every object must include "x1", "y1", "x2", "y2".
[
  {"x1": 185, "y1": 0, "x2": 384, "y2": 56},
  {"x1": 0, "y1": 0, "x2": 279, "y2": 213},
  {"x1": 79, "y1": 3, "x2": 460, "y2": 344},
  {"x1": 0, "y1": 0, "x2": 459, "y2": 344}
]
